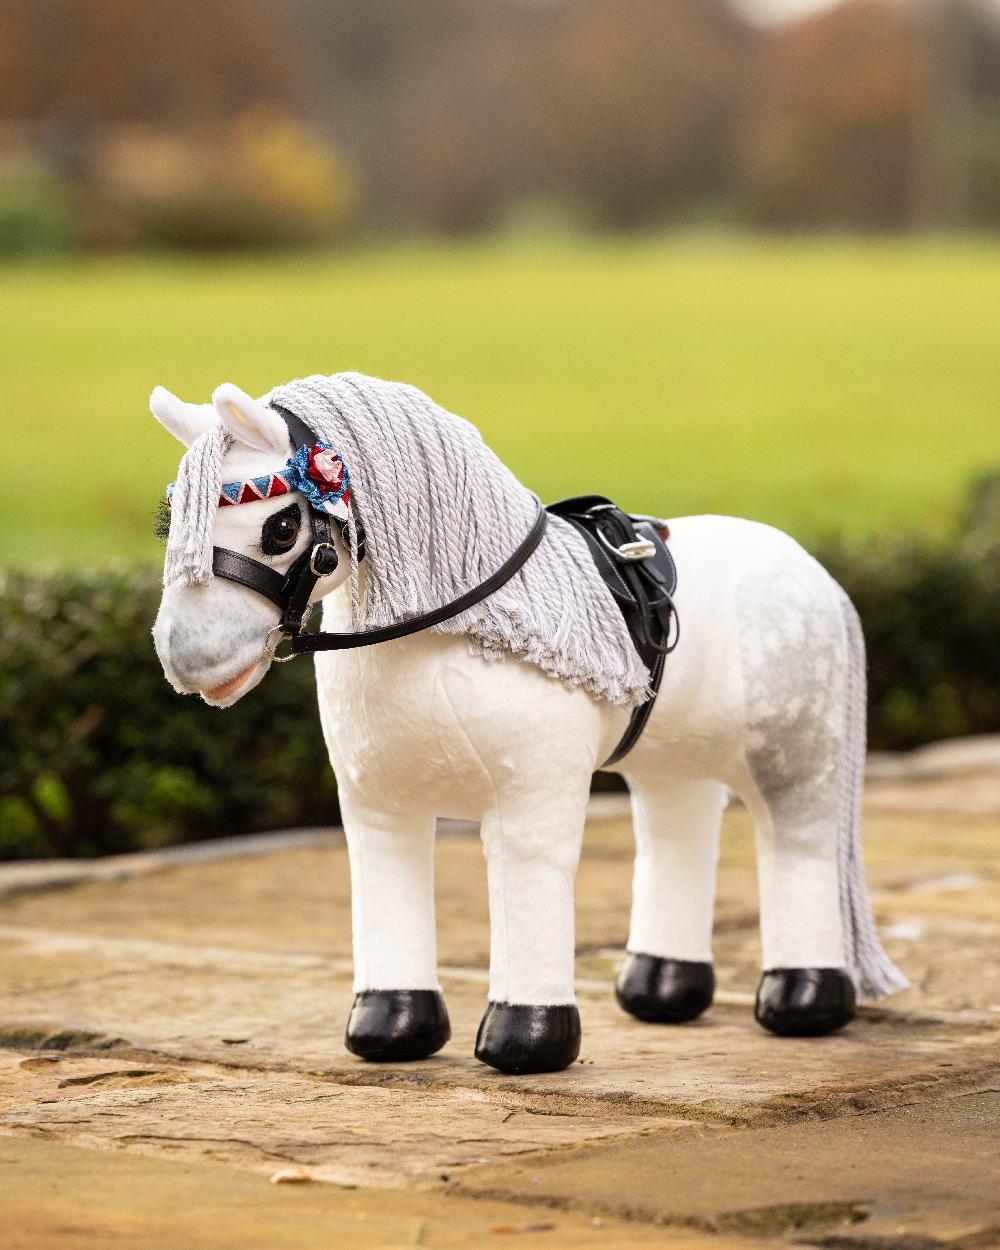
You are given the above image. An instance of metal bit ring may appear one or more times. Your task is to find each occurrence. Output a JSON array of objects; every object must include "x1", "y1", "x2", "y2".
[{"x1": 262, "y1": 624, "x2": 298, "y2": 663}]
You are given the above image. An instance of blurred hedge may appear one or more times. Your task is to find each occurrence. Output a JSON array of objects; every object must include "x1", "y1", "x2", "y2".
[
  {"x1": 819, "y1": 474, "x2": 1000, "y2": 751},
  {"x1": 1, "y1": 475, "x2": 997, "y2": 860},
  {"x1": 90, "y1": 109, "x2": 359, "y2": 250},
  {"x1": 0, "y1": 567, "x2": 337, "y2": 860}
]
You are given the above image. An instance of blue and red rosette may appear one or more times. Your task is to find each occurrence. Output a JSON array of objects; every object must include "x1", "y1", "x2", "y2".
[{"x1": 287, "y1": 442, "x2": 352, "y2": 519}]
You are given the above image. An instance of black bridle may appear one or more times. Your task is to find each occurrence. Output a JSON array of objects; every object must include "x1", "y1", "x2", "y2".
[{"x1": 210, "y1": 403, "x2": 548, "y2": 661}]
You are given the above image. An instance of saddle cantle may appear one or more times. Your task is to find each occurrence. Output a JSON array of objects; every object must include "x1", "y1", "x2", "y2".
[{"x1": 546, "y1": 495, "x2": 679, "y2": 768}]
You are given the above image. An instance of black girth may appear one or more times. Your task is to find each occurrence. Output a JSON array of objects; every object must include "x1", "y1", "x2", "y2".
[{"x1": 211, "y1": 405, "x2": 677, "y2": 768}]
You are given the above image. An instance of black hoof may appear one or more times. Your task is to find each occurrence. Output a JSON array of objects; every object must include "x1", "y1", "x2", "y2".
[
  {"x1": 755, "y1": 968, "x2": 856, "y2": 1037},
  {"x1": 345, "y1": 990, "x2": 450, "y2": 1062},
  {"x1": 615, "y1": 953, "x2": 715, "y2": 1023},
  {"x1": 474, "y1": 1003, "x2": 581, "y2": 1074}
]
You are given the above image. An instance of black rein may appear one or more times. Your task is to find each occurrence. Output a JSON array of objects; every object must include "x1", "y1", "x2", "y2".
[
  {"x1": 289, "y1": 499, "x2": 548, "y2": 654},
  {"x1": 210, "y1": 403, "x2": 548, "y2": 657}
]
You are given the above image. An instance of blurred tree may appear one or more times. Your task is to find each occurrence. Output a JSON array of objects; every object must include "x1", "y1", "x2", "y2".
[
  {"x1": 295, "y1": 0, "x2": 1000, "y2": 234},
  {"x1": 89, "y1": 106, "x2": 359, "y2": 248},
  {"x1": 0, "y1": 0, "x2": 299, "y2": 124},
  {"x1": 549, "y1": 0, "x2": 750, "y2": 228},
  {"x1": 741, "y1": 0, "x2": 1000, "y2": 231},
  {"x1": 295, "y1": 0, "x2": 747, "y2": 232},
  {"x1": 740, "y1": 0, "x2": 916, "y2": 229},
  {"x1": 2, "y1": 0, "x2": 999, "y2": 238}
]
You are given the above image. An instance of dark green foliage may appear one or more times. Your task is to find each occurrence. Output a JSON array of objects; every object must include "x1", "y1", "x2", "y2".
[
  {"x1": 0, "y1": 567, "x2": 337, "y2": 860},
  {"x1": 817, "y1": 471, "x2": 1000, "y2": 751},
  {"x1": 1, "y1": 475, "x2": 997, "y2": 859},
  {"x1": 152, "y1": 499, "x2": 171, "y2": 540}
]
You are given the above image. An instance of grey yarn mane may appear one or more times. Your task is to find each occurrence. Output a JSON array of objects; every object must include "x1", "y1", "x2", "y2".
[
  {"x1": 163, "y1": 422, "x2": 232, "y2": 589},
  {"x1": 165, "y1": 372, "x2": 650, "y2": 707}
]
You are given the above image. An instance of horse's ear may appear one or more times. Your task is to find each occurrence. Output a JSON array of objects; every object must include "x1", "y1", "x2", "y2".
[
  {"x1": 212, "y1": 383, "x2": 290, "y2": 455},
  {"x1": 149, "y1": 386, "x2": 215, "y2": 448}
]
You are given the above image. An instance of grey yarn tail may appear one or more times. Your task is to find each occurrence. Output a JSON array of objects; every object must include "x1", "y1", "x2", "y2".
[{"x1": 837, "y1": 587, "x2": 909, "y2": 1000}]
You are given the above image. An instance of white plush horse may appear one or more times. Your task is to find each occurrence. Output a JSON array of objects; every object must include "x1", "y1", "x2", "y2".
[{"x1": 151, "y1": 372, "x2": 905, "y2": 1075}]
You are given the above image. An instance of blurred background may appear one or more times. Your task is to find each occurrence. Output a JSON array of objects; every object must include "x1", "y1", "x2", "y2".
[{"x1": 1, "y1": 0, "x2": 998, "y2": 858}]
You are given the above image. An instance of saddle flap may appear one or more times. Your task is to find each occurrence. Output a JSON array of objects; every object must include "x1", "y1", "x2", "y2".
[
  {"x1": 547, "y1": 496, "x2": 677, "y2": 655},
  {"x1": 545, "y1": 495, "x2": 679, "y2": 770}
]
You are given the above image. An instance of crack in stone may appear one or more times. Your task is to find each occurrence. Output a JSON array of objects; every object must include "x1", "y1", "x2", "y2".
[
  {"x1": 114, "y1": 1133, "x2": 302, "y2": 1164},
  {"x1": 448, "y1": 1183, "x2": 872, "y2": 1238},
  {"x1": 716, "y1": 1200, "x2": 870, "y2": 1236},
  {"x1": 57, "y1": 1070, "x2": 161, "y2": 1088}
]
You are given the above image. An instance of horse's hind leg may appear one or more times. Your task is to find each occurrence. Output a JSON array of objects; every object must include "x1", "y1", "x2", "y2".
[
  {"x1": 615, "y1": 776, "x2": 725, "y2": 1024},
  {"x1": 745, "y1": 770, "x2": 857, "y2": 1036},
  {"x1": 735, "y1": 562, "x2": 904, "y2": 1036}
]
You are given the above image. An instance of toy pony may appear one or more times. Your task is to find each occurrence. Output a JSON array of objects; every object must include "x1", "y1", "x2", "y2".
[{"x1": 151, "y1": 372, "x2": 905, "y2": 1074}]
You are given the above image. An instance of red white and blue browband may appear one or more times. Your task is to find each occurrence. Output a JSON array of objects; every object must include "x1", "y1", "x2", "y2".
[{"x1": 168, "y1": 442, "x2": 352, "y2": 522}]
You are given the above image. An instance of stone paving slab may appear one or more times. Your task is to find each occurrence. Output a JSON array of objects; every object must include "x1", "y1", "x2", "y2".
[
  {"x1": 4, "y1": 1136, "x2": 761, "y2": 1250},
  {"x1": 1, "y1": 917, "x2": 995, "y2": 1127},
  {"x1": 1, "y1": 792, "x2": 999, "y2": 1245},
  {"x1": 0, "y1": 1048, "x2": 700, "y2": 1188},
  {"x1": 452, "y1": 1091, "x2": 1000, "y2": 1245},
  {"x1": 0, "y1": 830, "x2": 333, "y2": 901}
]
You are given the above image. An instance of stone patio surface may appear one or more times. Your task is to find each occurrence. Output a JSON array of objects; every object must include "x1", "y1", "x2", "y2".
[{"x1": 1, "y1": 755, "x2": 998, "y2": 1248}]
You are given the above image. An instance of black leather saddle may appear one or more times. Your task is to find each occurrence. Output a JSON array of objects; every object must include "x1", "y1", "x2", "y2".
[{"x1": 547, "y1": 495, "x2": 679, "y2": 768}]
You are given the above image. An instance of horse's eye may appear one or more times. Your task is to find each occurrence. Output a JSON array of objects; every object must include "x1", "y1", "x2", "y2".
[{"x1": 261, "y1": 503, "x2": 301, "y2": 555}]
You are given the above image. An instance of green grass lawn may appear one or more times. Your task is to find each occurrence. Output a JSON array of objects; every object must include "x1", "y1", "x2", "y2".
[{"x1": 2, "y1": 234, "x2": 997, "y2": 565}]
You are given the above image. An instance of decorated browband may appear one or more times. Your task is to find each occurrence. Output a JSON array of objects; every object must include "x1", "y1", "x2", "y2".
[{"x1": 168, "y1": 442, "x2": 352, "y2": 521}]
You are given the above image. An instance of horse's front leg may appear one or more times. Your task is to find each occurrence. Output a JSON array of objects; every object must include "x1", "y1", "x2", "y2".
[
  {"x1": 339, "y1": 794, "x2": 450, "y2": 1062},
  {"x1": 475, "y1": 783, "x2": 590, "y2": 1075}
]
